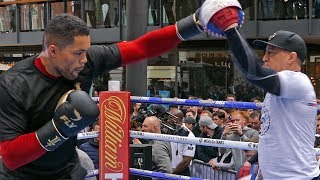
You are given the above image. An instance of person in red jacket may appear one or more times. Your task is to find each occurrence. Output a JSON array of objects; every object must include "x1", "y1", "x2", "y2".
[{"x1": 0, "y1": 4, "x2": 218, "y2": 179}]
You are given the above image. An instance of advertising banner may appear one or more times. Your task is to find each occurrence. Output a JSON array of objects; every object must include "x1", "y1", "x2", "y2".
[{"x1": 99, "y1": 91, "x2": 130, "y2": 180}]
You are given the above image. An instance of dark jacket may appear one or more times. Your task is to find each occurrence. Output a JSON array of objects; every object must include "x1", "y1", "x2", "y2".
[
  {"x1": 80, "y1": 139, "x2": 99, "y2": 169},
  {"x1": 196, "y1": 126, "x2": 223, "y2": 163}
]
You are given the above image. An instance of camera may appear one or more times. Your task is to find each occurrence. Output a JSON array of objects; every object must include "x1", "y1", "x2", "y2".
[{"x1": 132, "y1": 104, "x2": 167, "y2": 123}]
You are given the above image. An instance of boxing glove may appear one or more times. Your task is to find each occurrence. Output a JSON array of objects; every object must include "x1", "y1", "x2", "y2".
[{"x1": 36, "y1": 90, "x2": 100, "y2": 151}]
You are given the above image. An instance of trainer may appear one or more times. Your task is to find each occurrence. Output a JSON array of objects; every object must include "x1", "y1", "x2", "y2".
[{"x1": 200, "y1": 0, "x2": 320, "y2": 178}]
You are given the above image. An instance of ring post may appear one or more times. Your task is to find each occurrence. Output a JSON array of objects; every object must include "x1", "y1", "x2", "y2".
[{"x1": 99, "y1": 91, "x2": 130, "y2": 180}]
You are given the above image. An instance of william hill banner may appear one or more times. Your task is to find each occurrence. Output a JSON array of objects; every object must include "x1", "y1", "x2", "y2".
[{"x1": 99, "y1": 91, "x2": 130, "y2": 180}]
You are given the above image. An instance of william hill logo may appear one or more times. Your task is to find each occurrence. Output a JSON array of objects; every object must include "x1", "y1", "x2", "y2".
[{"x1": 102, "y1": 96, "x2": 126, "y2": 172}]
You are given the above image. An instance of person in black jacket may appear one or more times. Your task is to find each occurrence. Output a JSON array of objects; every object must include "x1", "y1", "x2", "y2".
[{"x1": 196, "y1": 116, "x2": 222, "y2": 164}]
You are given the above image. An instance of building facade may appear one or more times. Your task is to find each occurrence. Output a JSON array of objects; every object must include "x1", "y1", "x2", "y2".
[{"x1": 0, "y1": 0, "x2": 319, "y2": 101}]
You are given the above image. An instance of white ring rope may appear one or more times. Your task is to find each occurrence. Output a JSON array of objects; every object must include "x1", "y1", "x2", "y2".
[
  {"x1": 130, "y1": 131, "x2": 258, "y2": 150},
  {"x1": 78, "y1": 130, "x2": 320, "y2": 155},
  {"x1": 78, "y1": 131, "x2": 99, "y2": 139}
]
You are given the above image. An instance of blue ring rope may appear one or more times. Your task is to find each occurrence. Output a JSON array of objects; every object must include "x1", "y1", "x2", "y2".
[
  {"x1": 93, "y1": 96, "x2": 320, "y2": 112},
  {"x1": 86, "y1": 168, "x2": 206, "y2": 180}
]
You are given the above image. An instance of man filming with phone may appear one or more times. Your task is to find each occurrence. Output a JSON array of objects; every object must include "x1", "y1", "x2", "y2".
[{"x1": 220, "y1": 110, "x2": 259, "y2": 171}]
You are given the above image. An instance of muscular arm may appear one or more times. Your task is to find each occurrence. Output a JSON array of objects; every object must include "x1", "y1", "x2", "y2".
[
  {"x1": 117, "y1": 25, "x2": 181, "y2": 66},
  {"x1": 225, "y1": 28, "x2": 281, "y2": 95}
]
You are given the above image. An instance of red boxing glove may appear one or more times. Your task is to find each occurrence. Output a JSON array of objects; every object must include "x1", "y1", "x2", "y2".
[{"x1": 209, "y1": 7, "x2": 240, "y2": 32}]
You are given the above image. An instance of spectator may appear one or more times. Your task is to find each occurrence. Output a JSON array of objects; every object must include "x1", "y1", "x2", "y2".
[
  {"x1": 222, "y1": 110, "x2": 259, "y2": 142},
  {"x1": 242, "y1": 111, "x2": 251, "y2": 127},
  {"x1": 247, "y1": 96, "x2": 262, "y2": 115},
  {"x1": 248, "y1": 111, "x2": 261, "y2": 132},
  {"x1": 130, "y1": 120, "x2": 142, "y2": 131},
  {"x1": 250, "y1": 96, "x2": 263, "y2": 103},
  {"x1": 226, "y1": 94, "x2": 236, "y2": 101},
  {"x1": 218, "y1": 109, "x2": 229, "y2": 126},
  {"x1": 79, "y1": 121, "x2": 100, "y2": 169},
  {"x1": 169, "y1": 105, "x2": 179, "y2": 112},
  {"x1": 93, "y1": 90, "x2": 99, "y2": 97},
  {"x1": 76, "y1": 148, "x2": 96, "y2": 180},
  {"x1": 133, "y1": 116, "x2": 172, "y2": 173},
  {"x1": 130, "y1": 103, "x2": 142, "y2": 121},
  {"x1": 212, "y1": 111, "x2": 226, "y2": 128},
  {"x1": 221, "y1": 110, "x2": 259, "y2": 171},
  {"x1": 185, "y1": 109, "x2": 201, "y2": 137},
  {"x1": 200, "y1": 109, "x2": 213, "y2": 119},
  {"x1": 169, "y1": 109, "x2": 196, "y2": 176},
  {"x1": 183, "y1": 116, "x2": 196, "y2": 131},
  {"x1": 211, "y1": 148, "x2": 234, "y2": 171},
  {"x1": 188, "y1": 107, "x2": 201, "y2": 137},
  {"x1": 197, "y1": 116, "x2": 222, "y2": 164},
  {"x1": 185, "y1": 109, "x2": 196, "y2": 119}
]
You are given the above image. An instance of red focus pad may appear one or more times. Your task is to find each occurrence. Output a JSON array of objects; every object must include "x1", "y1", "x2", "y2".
[{"x1": 209, "y1": 7, "x2": 239, "y2": 31}]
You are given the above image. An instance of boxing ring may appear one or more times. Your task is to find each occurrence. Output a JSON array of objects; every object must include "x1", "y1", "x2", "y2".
[{"x1": 78, "y1": 91, "x2": 320, "y2": 180}]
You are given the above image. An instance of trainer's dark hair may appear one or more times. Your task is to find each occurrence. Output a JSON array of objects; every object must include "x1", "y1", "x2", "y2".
[{"x1": 42, "y1": 13, "x2": 90, "y2": 50}]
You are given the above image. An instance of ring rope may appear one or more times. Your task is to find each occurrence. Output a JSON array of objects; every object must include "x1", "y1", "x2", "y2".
[
  {"x1": 92, "y1": 96, "x2": 320, "y2": 112},
  {"x1": 85, "y1": 168, "x2": 206, "y2": 180},
  {"x1": 77, "y1": 131, "x2": 99, "y2": 140},
  {"x1": 129, "y1": 168, "x2": 205, "y2": 180},
  {"x1": 130, "y1": 131, "x2": 258, "y2": 150},
  {"x1": 78, "y1": 130, "x2": 320, "y2": 155},
  {"x1": 85, "y1": 169, "x2": 99, "y2": 178}
]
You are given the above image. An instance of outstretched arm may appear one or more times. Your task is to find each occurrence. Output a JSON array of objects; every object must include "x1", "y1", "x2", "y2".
[
  {"x1": 118, "y1": 9, "x2": 203, "y2": 66},
  {"x1": 117, "y1": 25, "x2": 181, "y2": 66},
  {"x1": 224, "y1": 26, "x2": 281, "y2": 95},
  {"x1": 200, "y1": 4, "x2": 281, "y2": 96}
]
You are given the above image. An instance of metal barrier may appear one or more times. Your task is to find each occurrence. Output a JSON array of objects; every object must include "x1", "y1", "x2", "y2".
[{"x1": 191, "y1": 159, "x2": 237, "y2": 180}]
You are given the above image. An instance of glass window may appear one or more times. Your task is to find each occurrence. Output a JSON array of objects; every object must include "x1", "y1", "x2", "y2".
[{"x1": 20, "y1": 3, "x2": 45, "y2": 31}]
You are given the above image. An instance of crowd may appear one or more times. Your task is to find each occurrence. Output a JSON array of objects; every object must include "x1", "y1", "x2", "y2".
[
  {"x1": 77, "y1": 93, "x2": 264, "y2": 179},
  {"x1": 73, "y1": 90, "x2": 320, "y2": 179},
  {"x1": 21, "y1": 87, "x2": 318, "y2": 179}
]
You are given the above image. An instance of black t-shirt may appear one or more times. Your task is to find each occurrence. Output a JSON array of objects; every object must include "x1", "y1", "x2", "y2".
[{"x1": 0, "y1": 44, "x2": 121, "y2": 178}]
